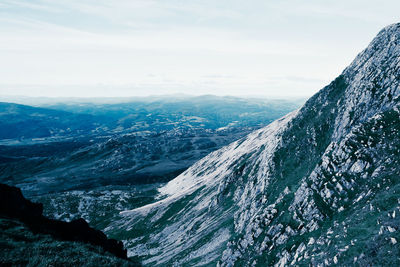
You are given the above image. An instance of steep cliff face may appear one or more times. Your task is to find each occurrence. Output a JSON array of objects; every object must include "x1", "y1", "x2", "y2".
[{"x1": 109, "y1": 23, "x2": 400, "y2": 266}]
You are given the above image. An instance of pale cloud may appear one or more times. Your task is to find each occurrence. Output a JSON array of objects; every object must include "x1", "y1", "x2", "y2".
[{"x1": 0, "y1": 0, "x2": 399, "y2": 98}]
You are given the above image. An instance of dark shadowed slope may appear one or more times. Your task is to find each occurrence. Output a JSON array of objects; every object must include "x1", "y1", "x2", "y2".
[{"x1": 0, "y1": 183, "x2": 141, "y2": 266}]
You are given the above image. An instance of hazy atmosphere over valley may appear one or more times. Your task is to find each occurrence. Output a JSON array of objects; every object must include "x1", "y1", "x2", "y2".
[{"x1": 1, "y1": 1, "x2": 400, "y2": 266}]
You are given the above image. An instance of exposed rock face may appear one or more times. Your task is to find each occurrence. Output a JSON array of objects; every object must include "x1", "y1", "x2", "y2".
[
  {"x1": 0, "y1": 183, "x2": 130, "y2": 261},
  {"x1": 109, "y1": 23, "x2": 400, "y2": 266},
  {"x1": 0, "y1": 183, "x2": 43, "y2": 219}
]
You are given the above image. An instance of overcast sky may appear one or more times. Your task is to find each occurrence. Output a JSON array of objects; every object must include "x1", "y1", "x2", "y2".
[{"x1": 1, "y1": 0, "x2": 399, "y2": 98}]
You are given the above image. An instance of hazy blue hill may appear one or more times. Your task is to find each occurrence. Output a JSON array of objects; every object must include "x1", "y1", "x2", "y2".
[
  {"x1": 0, "y1": 96, "x2": 304, "y2": 142},
  {"x1": 0, "y1": 102, "x2": 100, "y2": 139},
  {"x1": 42, "y1": 95, "x2": 304, "y2": 131}
]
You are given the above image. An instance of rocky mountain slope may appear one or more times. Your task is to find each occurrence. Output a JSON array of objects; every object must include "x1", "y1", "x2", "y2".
[{"x1": 108, "y1": 23, "x2": 400, "y2": 266}]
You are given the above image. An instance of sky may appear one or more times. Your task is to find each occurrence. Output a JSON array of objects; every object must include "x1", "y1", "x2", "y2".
[{"x1": 0, "y1": 0, "x2": 399, "y2": 98}]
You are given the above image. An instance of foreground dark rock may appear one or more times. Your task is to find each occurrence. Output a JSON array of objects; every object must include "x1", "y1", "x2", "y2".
[{"x1": 0, "y1": 183, "x2": 138, "y2": 265}]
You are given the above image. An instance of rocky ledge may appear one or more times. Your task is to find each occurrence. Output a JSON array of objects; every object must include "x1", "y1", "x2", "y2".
[{"x1": 0, "y1": 183, "x2": 130, "y2": 261}]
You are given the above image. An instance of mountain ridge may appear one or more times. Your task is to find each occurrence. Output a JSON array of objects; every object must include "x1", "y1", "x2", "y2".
[{"x1": 108, "y1": 23, "x2": 400, "y2": 266}]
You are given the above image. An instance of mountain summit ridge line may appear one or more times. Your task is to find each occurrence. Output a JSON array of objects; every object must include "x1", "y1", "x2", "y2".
[{"x1": 107, "y1": 23, "x2": 400, "y2": 266}]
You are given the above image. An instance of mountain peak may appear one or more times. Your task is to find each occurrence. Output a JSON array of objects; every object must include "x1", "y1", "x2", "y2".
[
  {"x1": 328, "y1": 22, "x2": 400, "y2": 141},
  {"x1": 345, "y1": 21, "x2": 400, "y2": 78}
]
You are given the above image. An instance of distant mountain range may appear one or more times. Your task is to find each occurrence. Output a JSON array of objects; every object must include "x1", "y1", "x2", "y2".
[
  {"x1": 0, "y1": 95, "x2": 304, "y2": 140},
  {"x1": 0, "y1": 95, "x2": 303, "y2": 196},
  {"x1": 107, "y1": 23, "x2": 400, "y2": 266}
]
